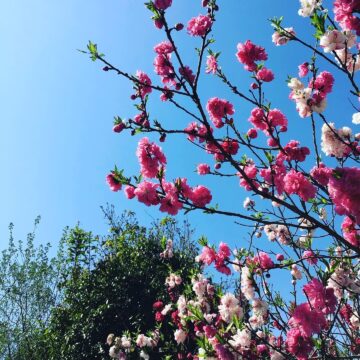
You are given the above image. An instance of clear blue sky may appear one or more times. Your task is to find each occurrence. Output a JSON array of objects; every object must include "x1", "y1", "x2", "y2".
[{"x1": 0, "y1": 1, "x2": 354, "y2": 256}]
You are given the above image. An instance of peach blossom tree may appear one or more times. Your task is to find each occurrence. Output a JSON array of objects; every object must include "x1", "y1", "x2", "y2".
[{"x1": 86, "y1": 0, "x2": 360, "y2": 359}]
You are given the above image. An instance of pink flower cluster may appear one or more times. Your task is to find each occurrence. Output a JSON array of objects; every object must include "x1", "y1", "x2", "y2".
[
  {"x1": 136, "y1": 137, "x2": 167, "y2": 178},
  {"x1": 154, "y1": 43, "x2": 176, "y2": 86},
  {"x1": 304, "y1": 278, "x2": 337, "y2": 314},
  {"x1": 310, "y1": 163, "x2": 332, "y2": 186},
  {"x1": 179, "y1": 65, "x2": 195, "y2": 84},
  {"x1": 288, "y1": 302, "x2": 326, "y2": 337},
  {"x1": 236, "y1": 40, "x2": 268, "y2": 71},
  {"x1": 184, "y1": 122, "x2": 211, "y2": 142},
  {"x1": 256, "y1": 67, "x2": 274, "y2": 82},
  {"x1": 237, "y1": 160, "x2": 259, "y2": 191},
  {"x1": 198, "y1": 242, "x2": 232, "y2": 275},
  {"x1": 289, "y1": 71, "x2": 334, "y2": 117},
  {"x1": 154, "y1": 0, "x2": 172, "y2": 10},
  {"x1": 328, "y1": 167, "x2": 360, "y2": 224},
  {"x1": 135, "y1": 71, "x2": 152, "y2": 98},
  {"x1": 285, "y1": 328, "x2": 313, "y2": 360},
  {"x1": 250, "y1": 251, "x2": 274, "y2": 271},
  {"x1": 286, "y1": 278, "x2": 338, "y2": 358},
  {"x1": 283, "y1": 169, "x2": 317, "y2": 201},
  {"x1": 334, "y1": 0, "x2": 360, "y2": 35},
  {"x1": 106, "y1": 173, "x2": 122, "y2": 192},
  {"x1": 187, "y1": 14, "x2": 212, "y2": 36},
  {"x1": 197, "y1": 163, "x2": 210, "y2": 175},
  {"x1": 248, "y1": 108, "x2": 287, "y2": 135},
  {"x1": 206, "y1": 54, "x2": 218, "y2": 74},
  {"x1": 321, "y1": 122, "x2": 352, "y2": 158},
  {"x1": 206, "y1": 97, "x2": 235, "y2": 128},
  {"x1": 126, "y1": 175, "x2": 212, "y2": 216},
  {"x1": 154, "y1": 41, "x2": 174, "y2": 55},
  {"x1": 279, "y1": 140, "x2": 310, "y2": 162},
  {"x1": 342, "y1": 216, "x2": 360, "y2": 247}
]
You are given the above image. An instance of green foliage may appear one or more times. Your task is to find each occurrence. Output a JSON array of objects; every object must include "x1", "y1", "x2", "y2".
[
  {"x1": 44, "y1": 207, "x2": 198, "y2": 360},
  {"x1": 0, "y1": 217, "x2": 64, "y2": 360}
]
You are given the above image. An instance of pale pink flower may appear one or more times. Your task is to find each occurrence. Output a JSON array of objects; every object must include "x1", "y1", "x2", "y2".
[
  {"x1": 272, "y1": 27, "x2": 295, "y2": 46},
  {"x1": 187, "y1": 14, "x2": 212, "y2": 36}
]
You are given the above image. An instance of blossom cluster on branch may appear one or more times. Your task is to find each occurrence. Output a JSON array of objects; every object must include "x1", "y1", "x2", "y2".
[{"x1": 88, "y1": 0, "x2": 360, "y2": 358}]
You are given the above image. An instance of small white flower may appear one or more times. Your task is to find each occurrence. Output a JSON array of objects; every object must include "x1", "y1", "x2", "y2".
[{"x1": 352, "y1": 112, "x2": 360, "y2": 125}]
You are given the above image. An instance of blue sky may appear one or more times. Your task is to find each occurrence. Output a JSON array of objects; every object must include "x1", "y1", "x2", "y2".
[{"x1": 0, "y1": 0, "x2": 355, "y2": 261}]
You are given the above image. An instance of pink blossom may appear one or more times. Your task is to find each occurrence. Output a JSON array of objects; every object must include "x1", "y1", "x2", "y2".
[
  {"x1": 320, "y1": 30, "x2": 346, "y2": 52},
  {"x1": 310, "y1": 163, "x2": 332, "y2": 186},
  {"x1": 176, "y1": 177, "x2": 193, "y2": 198},
  {"x1": 303, "y1": 278, "x2": 338, "y2": 315},
  {"x1": 106, "y1": 173, "x2": 122, "y2": 192},
  {"x1": 247, "y1": 128, "x2": 258, "y2": 139},
  {"x1": 334, "y1": 0, "x2": 360, "y2": 35},
  {"x1": 154, "y1": 19, "x2": 164, "y2": 29},
  {"x1": 206, "y1": 97, "x2": 235, "y2": 128},
  {"x1": 154, "y1": 53, "x2": 176, "y2": 85},
  {"x1": 218, "y1": 242, "x2": 231, "y2": 259},
  {"x1": 272, "y1": 27, "x2": 296, "y2": 46},
  {"x1": 113, "y1": 122, "x2": 125, "y2": 133},
  {"x1": 260, "y1": 159, "x2": 286, "y2": 194},
  {"x1": 124, "y1": 185, "x2": 135, "y2": 199},
  {"x1": 276, "y1": 253, "x2": 284, "y2": 261},
  {"x1": 206, "y1": 54, "x2": 218, "y2": 74},
  {"x1": 279, "y1": 140, "x2": 310, "y2": 162},
  {"x1": 285, "y1": 328, "x2": 313, "y2": 360},
  {"x1": 252, "y1": 251, "x2": 274, "y2": 270},
  {"x1": 214, "y1": 344, "x2": 235, "y2": 360},
  {"x1": 136, "y1": 71, "x2": 152, "y2": 98},
  {"x1": 341, "y1": 216, "x2": 360, "y2": 247},
  {"x1": 328, "y1": 167, "x2": 360, "y2": 224},
  {"x1": 302, "y1": 250, "x2": 318, "y2": 265},
  {"x1": 189, "y1": 185, "x2": 212, "y2": 207},
  {"x1": 256, "y1": 67, "x2": 274, "y2": 82},
  {"x1": 134, "y1": 181, "x2": 160, "y2": 206},
  {"x1": 154, "y1": 0, "x2": 172, "y2": 10},
  {"x1": 154, "y1": 41, "x2": 174, "y2": 54},
  {"x1": 159, "y1": 192, "x2": 182, "y2": 215},
  {"x1": 311, "y1": 71, "x2": 334, "y2": 95},
  {"x1": 203, "y1": 325, "x2": 217, "y2": 339},
  {"x1": 179, "y1": 65, "x2": 195, "y2": 84},
  {"x1": 283, "y1": 169, "x2": 316, "y2": 201},
  {"x1": 136, "y1": 137, "x2": 167, "y2": 178},
  {"x1": 197, "y1": 163, "x2": 210, "y2": 175},
  {"x1": 320, "y1": 123, "x2": 352, "y2": 158},
  {"x1": 288, "y1": 303, "x2": 326, "y2": 337},
  {"x1": 174, "y1": 329, "x2": 187, "y2": 344},
  {"x1": 236, "y1": 40, "x2": 268, "y2": 72},
  {"x1": 298, "y1": 62, "x2": 309, "y2": 77},
  {"x1": 248, "y1": 108, "x2": 287, "y2": 134},
  {"x1": 221, "y1": 138, "x2": 239, "y2": 155},
  {"x1": 199, "y1": 246, "x2": 217, "y2": 265},
  {"x1": 187, "y1": 15, "x2": 212, "y2": 36},
  {"x1": 184, "y1": 122, "x2": 210, "y2": 142}
]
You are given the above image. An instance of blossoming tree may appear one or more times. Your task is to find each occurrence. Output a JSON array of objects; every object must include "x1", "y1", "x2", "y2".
[{"x1": 86, "y1": 0, "x2": 360, "y2": 359}]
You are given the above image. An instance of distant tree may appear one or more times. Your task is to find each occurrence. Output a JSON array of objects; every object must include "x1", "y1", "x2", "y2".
[
  {"x1": 44, "y1": 207, "x2": 199, "y2": 360},
  {"x1": 0, "y1": 217, "x2": 64, "y2": 360}
]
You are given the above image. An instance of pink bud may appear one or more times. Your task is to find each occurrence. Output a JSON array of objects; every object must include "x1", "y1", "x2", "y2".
[
  {"x1": 247, "y1": 128, "x2": 258, "y2": 139},
  {"x1": 175, "y1": 23, "x2": 184, "y2": 31},
  {"x1": 276, "y1": 254, "x2": 284, "y2": 261},
  {"x1": 154, "y1": 19, "x2": 164, "y2": 29},
  {"x1": 113, "y1": 123, "x2": 125, "y2": 133}
]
